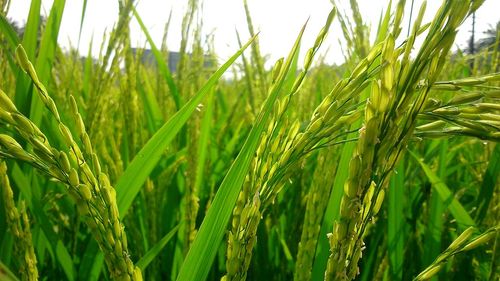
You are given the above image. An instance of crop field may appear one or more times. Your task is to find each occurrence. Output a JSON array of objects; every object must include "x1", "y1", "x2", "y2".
[{"x1": 0, "y1": 0, "x2": 499, "y2": 280}]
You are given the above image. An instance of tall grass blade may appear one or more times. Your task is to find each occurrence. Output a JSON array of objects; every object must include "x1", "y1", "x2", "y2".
[
  {"x1": 137, "y1": 225, "x2": 180, "y2": 270},
  {"x1": 56, "y1": 240, "x2": 75, "y2": 281}
]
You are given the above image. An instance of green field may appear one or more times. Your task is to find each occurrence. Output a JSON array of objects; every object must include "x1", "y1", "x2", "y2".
[{"x1": 0, "y1": 0, "x2": 499, "y2": 280}]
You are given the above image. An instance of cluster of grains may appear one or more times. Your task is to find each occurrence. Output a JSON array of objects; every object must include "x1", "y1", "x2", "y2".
[
  {"x1": 0, "y1": 161, "x2": 38, "y2": 281},
  {"x1": 0, "y1": 46, "x2": 141, "y2": 280},
  {"x1": 223, "y1": 58, "x2": 288, "y2": 281},
  {"x1": 414, "y1": 226, "x2": 499, "y2": 280},
  {"x1": 324, "y1": 34, "x2": 396, "y2": 280},
  {"x1": 223, "y1": 192, "x2": 261, "y2": 281},
  {"x1": 416, "y1": 73, "x2": 500, "y2": 141},
  {"x1": 325, "y1": 1, "x2": 490, "y2": 279}
]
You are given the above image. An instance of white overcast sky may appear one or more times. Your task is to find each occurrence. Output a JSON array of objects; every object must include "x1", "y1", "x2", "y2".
[{"x1": 6, "y1": 0, "x2": 500, "y2": 66}]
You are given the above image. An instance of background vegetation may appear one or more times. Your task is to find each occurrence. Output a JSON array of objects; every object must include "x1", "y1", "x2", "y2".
[{"x1": 0, "y1": 0, "x2": 499, "y2": 280}]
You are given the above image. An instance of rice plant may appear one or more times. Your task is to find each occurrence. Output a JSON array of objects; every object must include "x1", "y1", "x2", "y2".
[{"x1": 0, "y1": 0, "x2": 498, "y2": 280}]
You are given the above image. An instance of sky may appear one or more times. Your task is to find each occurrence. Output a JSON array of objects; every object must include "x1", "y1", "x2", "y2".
[{"x1": 6, "y1": 0, "x2": 500, "y2": 67}]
